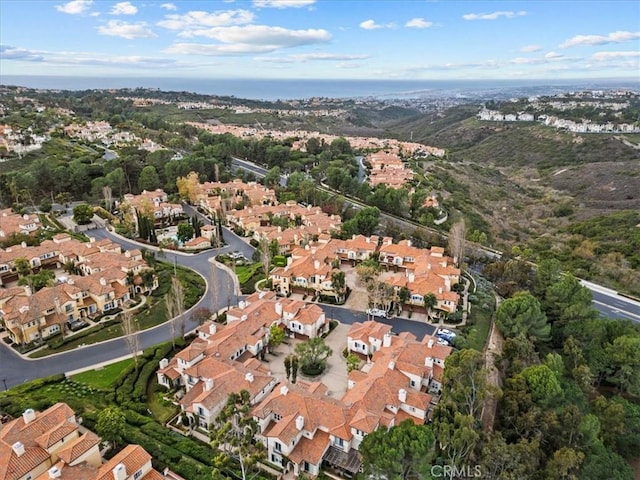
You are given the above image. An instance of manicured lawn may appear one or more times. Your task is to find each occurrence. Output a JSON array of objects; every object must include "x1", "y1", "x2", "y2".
[
  {"x1": 29, "y1": 261, "x2": 205, "y2": 358},
  {"x1": 71, "y1": 358, "x2": 134, "y2": 389},
  {"x1": 147, "y1": 378, "x2": 179, "y2": 423},
  {"x1": 235, "y1": 262, "x2": 264, "y2": 284},
  {"x1": 465, "y1": 307, "x2": 493, "y2": 351}
]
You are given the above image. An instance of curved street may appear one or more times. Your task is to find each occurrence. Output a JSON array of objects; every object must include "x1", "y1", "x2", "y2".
[
  {"x1": 2, "y1": 215, "x2": 638, "y2": 390},
  {"x1": 0, "y1": 225, "x2": 438, "y2": 390}
]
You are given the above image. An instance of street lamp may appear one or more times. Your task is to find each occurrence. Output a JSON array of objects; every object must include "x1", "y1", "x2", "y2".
[{"x1": 2, "y1": 379, "x2": 7, "y2": 391}]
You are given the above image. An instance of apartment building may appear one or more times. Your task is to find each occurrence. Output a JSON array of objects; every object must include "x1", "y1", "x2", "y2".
[{"x1": 0, "y1": 210, "x2": 40, "y2": 239}]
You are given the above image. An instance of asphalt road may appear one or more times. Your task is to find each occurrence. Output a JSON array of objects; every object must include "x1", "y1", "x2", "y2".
[
  {"x1": 0, "y1": 223, "x2": 437, "y2": 390},
  {"x1": 2, "y1": 209, "x2": 637, "y2": 390}
]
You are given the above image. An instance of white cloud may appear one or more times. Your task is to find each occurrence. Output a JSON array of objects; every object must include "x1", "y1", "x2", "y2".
[
  {"x1": 98, "y1": 20, "x2": 157, "y2": 39},
  {"x1": 360, "y1": 19, "x2": 394, "y2": 30},
  {"x1": 463, "y1": 10, "x2": 526, "y2": 21},
  {"x1": 0, "y1": 45, "x2": 185, "y2": 69},
  {"x1": 110, "y1": 2, "x2": 137, "y2": 15},
  {"x1": 55, "y1": 0, "x2": 93, "y2": 15},
  {"x1": 253, "y1": 0, "x2": 315, "y2": 7},
  {"x1": 167, "y1": 25, "x2": 331, "y2": 52},
  {"x1": 591, "y1": 51, "x2": 640, "y2": 61},
  {"x1": 560, "y1": 30, "x2": 640, "y2": 48},
  {"x1": 184, "y1": 25, "x2": 327, "y2": 44},
  {"x1": 160, "y1": 3, "x2": 177, "y2": 10},
  {"x1": 510, "y1": 52, "x2": 574, "y2": 65},
  {"x1": 157, "y1": 10, "x2": 254, "y2": 31},
  {"x1": 405, "y1": 18, "x2": 433, "y2": 29},
  {"x1": 520, "y1": 44, "x2": 541, "y2": 52},
  {"x1": 258, "y1": 52, "x2": 368, "y2": 63}
]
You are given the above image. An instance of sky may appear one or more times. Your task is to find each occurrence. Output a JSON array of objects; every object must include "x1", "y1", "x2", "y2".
[{"x1": 1, "y1": 0, "x2": 639, "y2": 81}]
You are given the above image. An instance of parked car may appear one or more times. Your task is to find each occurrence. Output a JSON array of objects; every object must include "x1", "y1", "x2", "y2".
[
  {"x1": 366, "y1": 308, "x2": 388, "y2": 318},
  {"x1": 437, "y1": 328, "x2": 457, "y2": 338},
  {"x1": 437, "y1": 338, "x2": 451, "y2": 346}
]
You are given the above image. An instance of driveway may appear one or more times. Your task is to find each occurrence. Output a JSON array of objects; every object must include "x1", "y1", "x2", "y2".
[{"x1": 264, "y1": 323, "x2": 351, "y2": 399}]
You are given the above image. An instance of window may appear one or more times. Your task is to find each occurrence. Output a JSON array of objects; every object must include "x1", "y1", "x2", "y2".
[
  {"x1": 410, "y1": 380, "x2": 416, "y2": 387},
  {"x1": 197, "y1": 407, "x2": 204, "y2": 416},
  {"x1": 133, "y1": 470, "x2": 143, "y2": 480},
  {"x1": 273, "y1": 413, "x2": 282, "y2": 421},
  {"x1": 274, "y1": 442, "x2": 281, "y2": 452}
]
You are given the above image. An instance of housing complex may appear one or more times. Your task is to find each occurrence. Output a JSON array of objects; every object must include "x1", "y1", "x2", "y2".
[
  {"x1": 270, "y1": 235, "x2": 460, "y2": 314},
  {"x1": 157, "y1": 291, "x2": 451, "y2": 477},
  {"x1": 0, "y1": 234, "x2": 156, "y2": 345},
  {"x1": 121, "y1": 190, "x2": 183, "y2": 223},
  {"x1": 366, "y1": 152, "x2": 415, "y2": 189},
  {"x1": 0, "y1": 210, "x2": 41, "y2": 239},
  {"x1": 196, "y1": 179, "x2": 277, "y2": 216},
  {"x1": 0, "y1": 402, "x2": 166, "y2": 480}
]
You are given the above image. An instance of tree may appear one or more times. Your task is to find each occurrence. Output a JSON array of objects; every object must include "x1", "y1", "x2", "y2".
[
  {"x1": 102, "y1": 185, "x2": 113, "y2": 212},
  {"x1": 341, "y1": 207, "x2": 380, "y2": 237},
  {"x1": 137, "y1": 165, "x2": 160, "y2": 191},
  {"x1": 448, "y1": 219, "x2": 466, "y2": 267},
  {"x1": 605, "y1": 335, "x2": 640, "y2": 395},
  {"x1": 176, "y1": 171, "x2": 200, "y2": 204},
  {"x1": 346, "y1": 353, "x2": 360, "y2": 373},
  {"x1": 165, "y1": 276, "x2": 185, "y2": 349},
  {"x1": 121, "y1": 309, "x2": 140, "y2": 369},
  {"x1": 258, "y1": 237, "x2": 272, "y2": 279},
  {"x1": 359, "y1": 420, "x2": 435, "y2": 480},
  {"x1": 543, "y1": 447, "x2": 584, "y2": 480},
  {"x1": 533, "y1": 258, "x2": 562, "y2": 298},
  {"x1": 434, "y1": 412, "x2": 479, "y2": 478},
  {"x1": 72, "y1": 203, "x2": 94, "y2": 225},
  {"x1": 176, "y1": 222, "x2": 195, "y2": 243},
  {"x1": 330, "y1": 271, "x2": 346, "y2": 302},
  {"x1": 440, "y1": 349, "x2": 489, "y2": 418},
  {"x1": 295, "y1": 337, "x2": 332, "y2": 375},
  {"x1": 18, "y1": 270, "x2": 55, "y2": 292},
  {"x1": 518, "y1": 364, "x2": 562, "y2": 405},
  {"x1": 495, "y1": 291, "x2": 550, "y2": 343},
  {"x1": 14, "y1": 257, "x2": 31, "y2": 278},
  {"x1": 480, "y1": 433, "x2": 541, "y2": 480},
  {"x1": 191, "y1": 307, "x2": 212, "y2": 325},
  {"x1": 211, "y1": 390, "x2": 265, "y2": 480},
  {"x1": 268, "y1": 324, "x2": 285, "y2": 352},
  {"x1": 423, "y1": 292, "x2": 437, "y2": 319},
  {"x1": 263, "y1": 166, "x2": 281, "y2": 187},
  {"x1": 96, "y1": 406, "x2": 126, "y2": 449}
]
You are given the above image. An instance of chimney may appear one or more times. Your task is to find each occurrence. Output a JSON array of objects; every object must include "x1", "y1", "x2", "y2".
[
  {"x1": 204, "y1": 378, "x2": 214, "y2": 391},
  {"x1": 287, "y1": 256, "x2": 293, "y2": 266},
  {"x1": 275, "y1": 302, "x2": 283, "y2": 316},
  {"x1": 24, "y1": 285, "x2": 32, "y2": 297},
  {"x1": 67, "y1": 277, "x2": 75, "y2": 285},
  {"x1": 398, "y1": 388, "x2": 407, "y2": 403},
  {"x1": 280, "y1": 385, "x2": 289, "y2": 396},
  {"x1": 428, "y1": 339, "x2": 434, "y2": 348},
  {"x1": 209, "y1": 323, "x2": 217, "y2": 335},
  {"x1": 112, "y1": 463, "x2": 127, "y2": 480},
  {"x1": 48, "y1": 466, "x2": 62, "y2": 479},
  {"x1": 383, "y1": 332, "x2": 391, "y2": 348},
  {"x1": 159, "y1": 358, "x2": 169, "y2": 369},
  {"x1": 408, "y1": 272, "x2": 415, "y2": 283},
  {"x1": 12, "y1": 442, "x2": 25, "y2": 456},
  {"x1": 313, "y1": 259, "x2": 320, "y2": 270},
  {"x1": 295, "y1": 415, "x2": 304, "y2": 431},
  {"x1": 387, "y1": 361, "x2": 395, "y2": 370},
  {"x1": 438, "y1": 287, "x2": 443, "y2": 294},
  {"x1": 245, "y1": 372, "x2": 254, "y2": 383},
  {"x1": 239, "y1": 300, "x2": 246, "y2": 309},
  {"x1": 241, "y1": 314, "x2": 248, "y2": 322},
  {"x1": 425, "y1": 356, "x2": 433, "y2": 367},
  {"x1": 100, "y1": 277, "x2": 107, "y2": 286},
  {"x1": 23, "y1": 408, "x2": 36, "y2": 424}
]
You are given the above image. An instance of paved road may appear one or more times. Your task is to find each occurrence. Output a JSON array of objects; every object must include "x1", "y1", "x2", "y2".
[
  {"x1": 0, "y1": 224, "x2": 437, "y2": 390},
  {"x1": 581, "y1": 280, "x2": 640, "y2": 323}
]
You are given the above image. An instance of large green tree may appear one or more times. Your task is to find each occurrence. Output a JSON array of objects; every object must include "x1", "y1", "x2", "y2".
[
  {"x1": 359, "y1": 420, "x2": 435, "y2": 480},
  {"x1": 137, "y1": 165, "x2": 161, "y2": 191},
  {"x1": 96, "y1": 406, "x2": 126, "y2": 449},
  {"x1": 211, "y1": 390, "x2": 264, "y2": 480},
  {"x1": 496, "y1": 291, "x2": 550, "y2": 343},
  {"x1": 73, "y1": 203, "x2": 94, "y2": 225},
  {"x1": 294, "y1": 337, "x2": 332, "y2": 374}
]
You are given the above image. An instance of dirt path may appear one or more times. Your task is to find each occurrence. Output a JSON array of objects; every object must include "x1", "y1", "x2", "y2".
[{"x1": 481, "y1": 297, "x2": 504, "y2": 433}]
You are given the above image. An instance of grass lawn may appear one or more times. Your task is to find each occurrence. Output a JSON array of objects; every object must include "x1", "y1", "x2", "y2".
[
  {"x1": 71, "y1": 358, "x2": 134, "y2": 389},
  {"x1": 147, "y1": 378, "x2": 179, "y2": 423},
  {"x1": 236, "y1": 262, "x2": 264, "y2": 284},
  {"x1": 465, "y1": 307, "x2": 493, "y2": 351}
]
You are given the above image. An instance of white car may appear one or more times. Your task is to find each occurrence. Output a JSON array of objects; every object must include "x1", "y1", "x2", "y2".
[
  {"x1": 437, "y1": 328, "x2": 456, "y2": 338},
  {"x1": 366, "y1": 308, "x2": 388, "y2": 318},
  {"x1": 437, "y1": 338, "x2": 451, "y2": 346}
]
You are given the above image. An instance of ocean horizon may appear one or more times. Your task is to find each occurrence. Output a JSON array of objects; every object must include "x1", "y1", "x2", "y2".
[{"x1": 1, "y1": 75, "x2": 638, "y2": 101}]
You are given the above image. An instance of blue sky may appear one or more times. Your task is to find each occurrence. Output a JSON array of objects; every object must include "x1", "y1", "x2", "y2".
[{"x1": 1, "y1": 0, "x2": 639, "y2": 80}]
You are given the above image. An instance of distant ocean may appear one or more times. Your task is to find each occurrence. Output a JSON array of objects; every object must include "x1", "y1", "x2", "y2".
[{"x1": 1, "y1": 75, "x2": 638, "y2": 101}]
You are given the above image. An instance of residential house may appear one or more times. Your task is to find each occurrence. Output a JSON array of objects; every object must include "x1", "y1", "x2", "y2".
[
  {"x1": 0, "y1": 403, "x2": 101, "y2": 480},
  {"x1": 0, "y1": 210, "x2": 40, "y2": 239}
]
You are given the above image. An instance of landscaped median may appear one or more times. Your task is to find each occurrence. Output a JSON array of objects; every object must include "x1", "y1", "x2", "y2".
[{"x1": 26, "y1": 260, "x2": 205, "y2": 358}]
